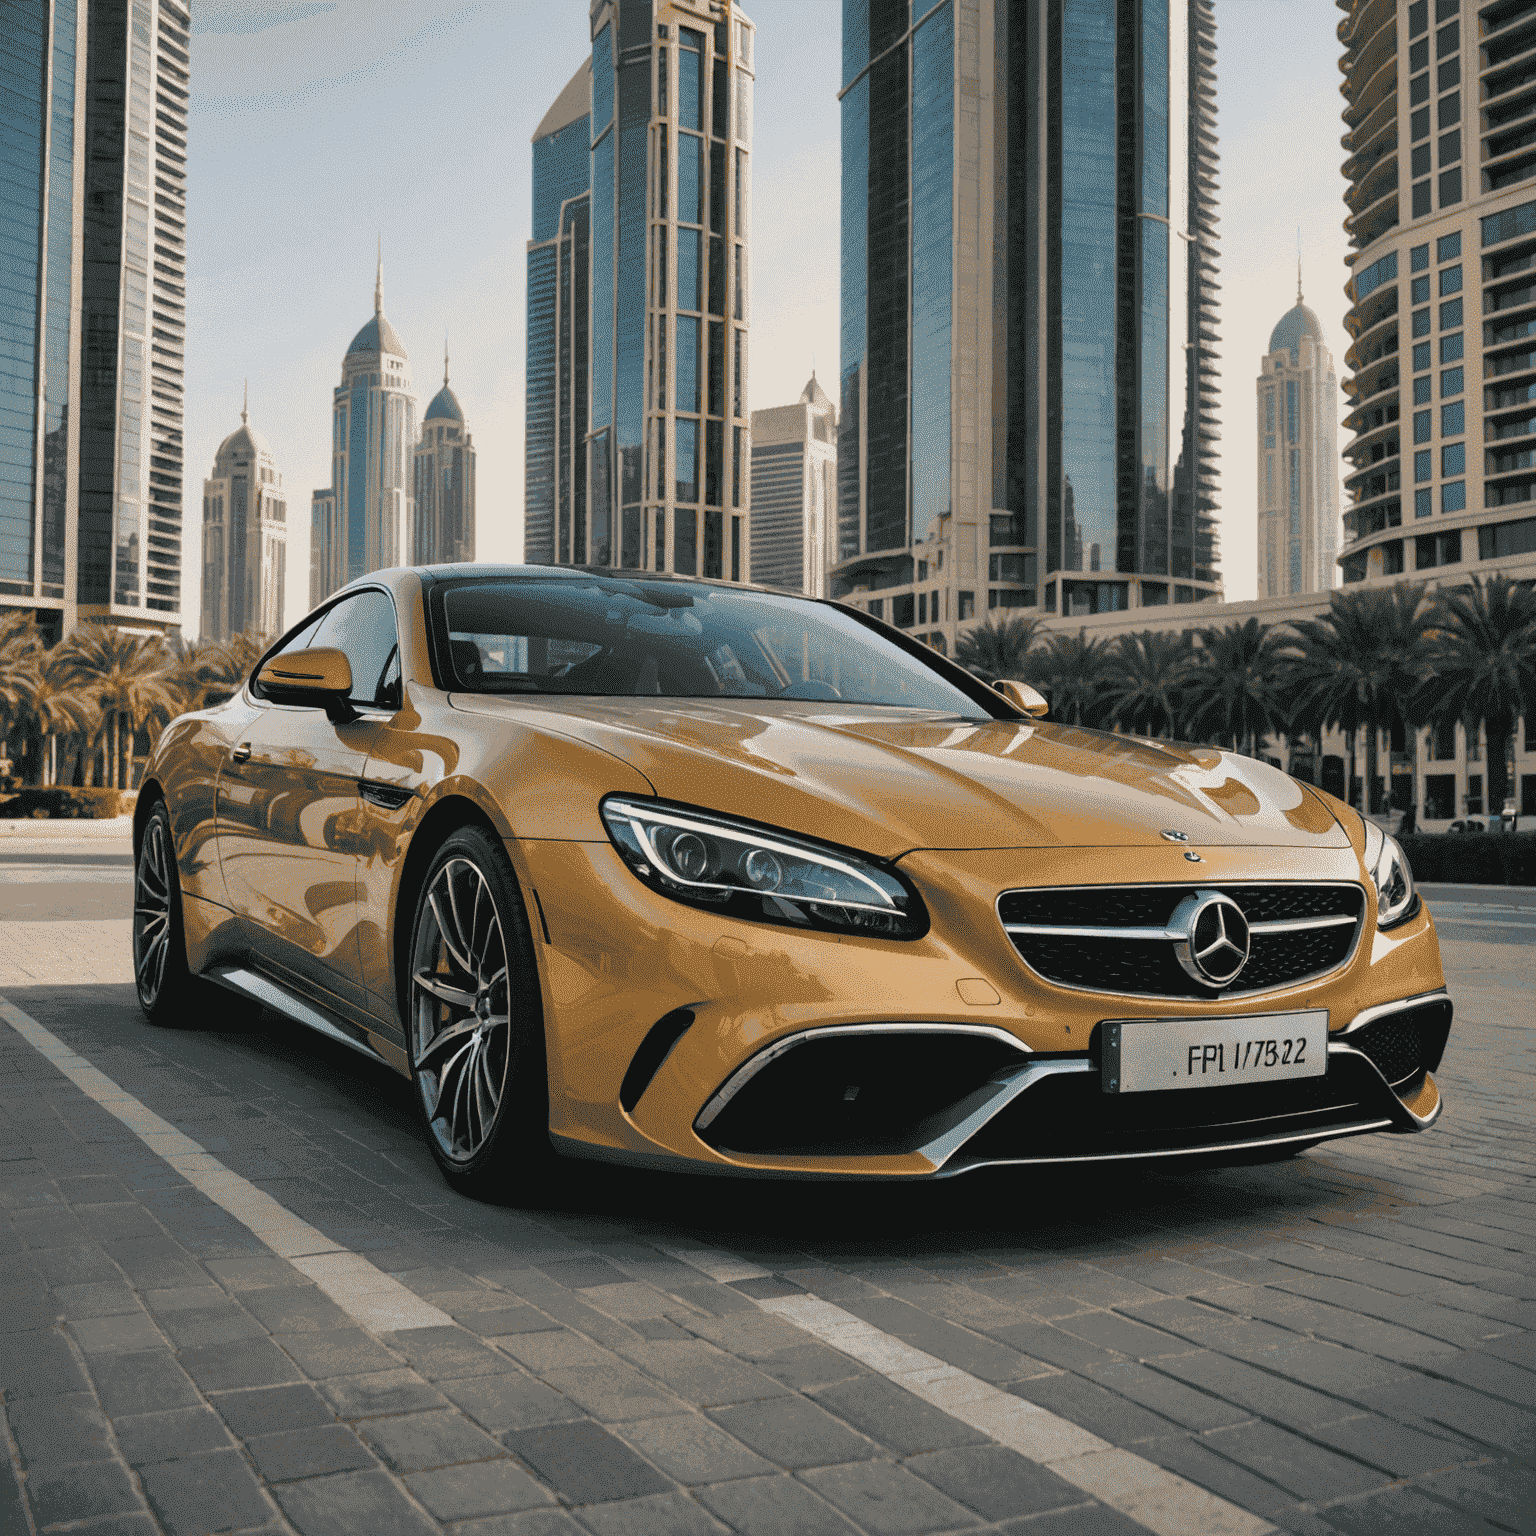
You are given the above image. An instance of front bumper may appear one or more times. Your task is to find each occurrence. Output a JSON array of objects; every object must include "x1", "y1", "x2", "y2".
[{"x1": 517, "y1": 839, "x2": 1451, "y2": 1179}]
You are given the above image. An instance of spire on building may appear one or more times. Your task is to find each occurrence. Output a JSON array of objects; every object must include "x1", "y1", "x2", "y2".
[
  {"x1": 241, "y1": 379, "x2": 248, "y2": 426},
  {"x1": 375, "y1": 235, "x2": 383, "y2": 316},
  {"x1": 444, "y1": 333, "x2": 450, "y2": 387}
]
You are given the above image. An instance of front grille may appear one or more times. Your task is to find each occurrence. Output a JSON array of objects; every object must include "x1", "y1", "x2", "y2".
[{"x1": 997, "y1": 883, "x2": 1366, "y2": 1000}]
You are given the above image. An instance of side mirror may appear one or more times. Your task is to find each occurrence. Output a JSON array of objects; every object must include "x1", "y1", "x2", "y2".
[
  {"x1": 257, "y1": 646, "x2": 356, "y2": 722},
  {"x1": 993, "y1": 678, "x2": 1049, "y2": 718}
]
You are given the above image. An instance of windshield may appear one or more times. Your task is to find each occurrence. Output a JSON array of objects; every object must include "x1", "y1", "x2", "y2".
[{"x1": 430, "y1": 575, "x2": 990, "y2": 713}]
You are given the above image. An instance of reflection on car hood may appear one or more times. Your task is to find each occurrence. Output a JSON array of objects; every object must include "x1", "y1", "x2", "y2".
[{"x1": 451, "y1": 695, "x2": 1350, "y2": 855}]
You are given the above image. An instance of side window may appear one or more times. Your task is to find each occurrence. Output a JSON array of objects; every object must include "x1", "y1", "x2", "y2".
[{"x1": 312, "y1": 589, "x2": 401, "y2": 709}]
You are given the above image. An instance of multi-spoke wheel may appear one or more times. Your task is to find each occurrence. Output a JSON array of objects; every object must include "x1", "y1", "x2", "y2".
[
  {"x1": 407, "y1": 825, "x2": 553, "y2": 1195},
  {"x1": 134, "y1": 799, "x2": 231, "y2": 1026}
]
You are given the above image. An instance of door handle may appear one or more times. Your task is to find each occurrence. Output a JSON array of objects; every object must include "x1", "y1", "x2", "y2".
[{"x1": 231, "y1": 742, "x2": 252, "y2": 764}]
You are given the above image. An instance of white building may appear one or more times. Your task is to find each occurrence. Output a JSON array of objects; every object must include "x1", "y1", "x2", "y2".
[
  {"x1": 311, "y1": 255, "x2": 416, "y2": 604},
  {"x1": 412, "y1": 350, "x2": 476, "y2": 565},
  {"x1": 200, "y1": 391, "x2": 287, "y2": 641},
  {"x1": 1256, "y1": 284, "x2": 1340, "y2": 596},
  {"x1": 749, "y1": 375, "x2": 836, "y2": 595}
]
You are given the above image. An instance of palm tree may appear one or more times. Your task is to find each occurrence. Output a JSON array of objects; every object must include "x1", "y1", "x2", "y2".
[
  {"x1": 1099, "y1": 630, "x2": 1193, "y2": 740},
  {"x1": 1024, "y1": 630, "x2": 1109, "y2": 727},
  {"x1": 1416, "y1": 575, "x2": 1536, "y2": 820},
  {"x1": 1282, "y1": 586, "x2": 1436, "y2": 813},
  {"x1": 1181, "y1": 619, "x2": 1290, "y2": 757},
  {"x1": 26, "y1": 658, "x2": 96, "y2": 787},
  {"x1": 954, "y1": 614, "x2": 1042, "y2": 680},
  {"x1": 56, "y1": 626, "x2": 180, "y2": 789}
]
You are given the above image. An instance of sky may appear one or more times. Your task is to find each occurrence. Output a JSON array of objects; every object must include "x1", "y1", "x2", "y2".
[{"x1": 184, "y1": 0, "x2": 1351, "y2": 638}]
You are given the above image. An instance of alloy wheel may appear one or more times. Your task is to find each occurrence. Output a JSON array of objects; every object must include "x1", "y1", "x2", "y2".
[
  {"x1": 410, "y1": 856, "x2": 513, "y2": 1164},
  {"x1": 133, "y1": 814, "x2": 173, "y2": 1006}
]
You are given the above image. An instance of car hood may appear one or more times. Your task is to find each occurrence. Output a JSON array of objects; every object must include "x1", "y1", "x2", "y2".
[{"x1": 451, "y1": 696, "x2": 1350, "y2": 856}]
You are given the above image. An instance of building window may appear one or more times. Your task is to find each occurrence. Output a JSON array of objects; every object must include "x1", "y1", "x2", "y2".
[
  {"x1": 1413, "y1": 181, "x2": 1432, "y2": 218},
  {"x1": 1413, "y1": 309, "x2": 1431, "y2": 338},
  {"x1": 1412, "y1": 143, "x2": 1431, "y2": 179},
  {"x1": 1436, "y1": 57, "x2": 1458, "y2": 92},
  {"x1": 1442, "y1": 401, "x2": 1464, "y2": 436},
  {"x1": 1442, "y1": 443, "x2": 1465, "y2": 476},
  {"x1": 1438, "y1": 91, "x2": 1459, "y2": 130},
  {"x1": 1413, "y1": 342, "x2": 1432, "y2": 371},
  {"x1": 1416, "y1": 488, "x2": 1432, "y2": 517},
  {"x1": 1440, "y1": 334, "x2": 1463, "y2": 363},
  {"x1": 1425, "y1": 774, "x2": 1455, "y2": 819},
  {"x1": 892, "y1": 592, "x2": 914, "y2": 629},
  {"x1": 1415, "y1": 450, "x2": 1432, "y2": 481},
  {"x1": 868, "y1": 598, "x2": 883, "y2": 619},
  {"x1": 1382, "y1": 540, "x2": 1405, "y2": 575},
  {"x1": 1439, "y1": 297, "x2": 1462, "y2": 329},
  {"x1": 1439, "y1": 265, "x2": 1462, "y2": 297},
  {"x1": 957, "y1": 591, "x2": 974, "y2": 620},
  {"x1": 1414, "y1": 376, "x2": 1433, "y2": 404},
  {"x1": 1437, "y1": 230, "x2": 1461, "y2": 261},
  {"x1": 1442, "y1": 481, "x2": 1466, "y2": 512},
  {"x1": 1438, "y1": 130, "x2": 1460, "y2": 167},
  {"x1": 1441, "y1": 366, "x2": 1463, "y2": 397},
  {"x1": 1411, "y1": 276, "x2": 1430, "y2": 304},
  {"x1": 1414, "y1": 410, "x2": 1432, "y2": 443}
]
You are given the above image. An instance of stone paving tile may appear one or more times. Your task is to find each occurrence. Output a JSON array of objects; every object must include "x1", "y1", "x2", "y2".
[
  {"x1": 801, "y1": 1460, "x2": 982, "y2": 1535},
  {"x1": 245, "y1": 1423, "x2": 377, "y2": 1482},
  {"x1": 23, "y1": 1458, "x2": 146, "y2": 1528},
  {"x1": 6, "y1": 1391, "x2": 114, "y2": 1468},
  {"x1": 273, "y1": 1467, "x2": 441, "y2": 1536},
  {"x1": 404, "y1": 1457, "x2": 553, "y2": 1521},
  {"x1": 138, "y1": 1448, "x2": 276, "y2": 1535},
  {"x1": 503, "y1": 1419, "x2": 673, "y2": 1504},
  {"x1": 210, "y1": 1382, "x2": 336, "y2": 1437},
  {"x1": 1200, "y1": 1420, "x2": 1396, "y2": 1501},
  {"x1": 112, "y1": 1405, "x2": 235, "y2": 1466},
  {"x1": 277, "y1": 1326, "x2": 404, "y2": 1379},
  {"x1": 704, "y1": 1397, "x2": 877, "y2": 1470},
  {"x1": 905, "y1": 1444, "x2": 1090, "y2": 1523},
  {"x1": 810, "y1": 1375, "x2": 989, "y2": 1456},
  {"x1": 618, "y1": 1339, "x2": 792, "y2": 1406},
  {"x1": 1008, "y1": 1368, "x2": 1190, "y2": 1443},
  {"x1": 695, "y1": 1473, "x2": 863, "y2": 1536},
  {"x1": 361, "y1": 1407, "x2": 507, "y2": 1474},
  {"x1": 615, "y1": 1411, "x2": 775, "y2": 1485},
  {"x1": 316, "y1": 1367, "x2": 450, "y2": 1420},
  {"x1": 437, "y1": 1372, "x2": 583, "y2": 1433}
]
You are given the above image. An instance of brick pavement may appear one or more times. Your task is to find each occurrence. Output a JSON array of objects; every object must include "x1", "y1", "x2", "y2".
[{"x1": 1, "y1": 896, "x2": 1533, "y2": 1534}]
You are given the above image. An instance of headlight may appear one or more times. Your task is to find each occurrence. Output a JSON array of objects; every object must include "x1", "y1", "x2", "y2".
[
  {"x1": 600, "y1": 796, "x2": 929, "y2": 940},
  {"x1": 1362, "y1": 817, "x2": 1418, "y2": 930}
]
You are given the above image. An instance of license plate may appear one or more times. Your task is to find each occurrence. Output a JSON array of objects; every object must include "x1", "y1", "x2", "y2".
[{"x1": 1102, "y1": 1011, "x2": 1328, "y2": 1094}]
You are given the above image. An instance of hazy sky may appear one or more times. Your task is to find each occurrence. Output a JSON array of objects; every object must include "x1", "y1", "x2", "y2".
[{"x1": 185, "y1": 0, "x2": 1350, "y2": 636}]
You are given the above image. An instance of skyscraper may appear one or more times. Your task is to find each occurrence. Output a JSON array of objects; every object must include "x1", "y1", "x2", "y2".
[
  {"x1": 310, "y1": 256, "x2": 416, "y2": 604},
  {"x1": 749, "y1": 374, "x2": 836, "y2": 595},
  {"x1": 1338, "y1": 0, "x2": 1536, "y2": 593},
  {"x1": 526, "y1": 61, "x2": 591, "y2": 568},
  {"x1": 413, "y1": 349, "x2": 476, "y2": 565},
  {"x1": 1, "y1": 0, "x2": 189, "y2": 640},
  {"x1": 835, "y1": 0, "x2": 1222, "y2": 650},
  {"x1": 1256, "y1": 278, "x2": 1339, "y2": 596},
  {"x1": 525, "y1": 1, "x2": 755, "y2": 580},
  {"x1": 200, "y1": 390, "x2": 287, "y2": 641}
]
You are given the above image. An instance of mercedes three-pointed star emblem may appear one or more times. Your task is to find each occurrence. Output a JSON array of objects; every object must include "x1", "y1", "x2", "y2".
[{"x1": 1170, "y1": 890, "x2": 1251, "y2": 988}]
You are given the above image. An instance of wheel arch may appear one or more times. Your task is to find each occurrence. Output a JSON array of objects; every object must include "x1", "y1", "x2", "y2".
[
  {"x1": 133, "y1": 777, "x2": 165, "y2": 858},
  {"x1": 391, "y1": 791, "x2": 510, "y2": 1029}
]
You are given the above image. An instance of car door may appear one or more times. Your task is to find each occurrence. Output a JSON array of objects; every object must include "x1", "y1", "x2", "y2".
[{"x1": 217, "y1": 587, "x2": 401, "y2": 1014}]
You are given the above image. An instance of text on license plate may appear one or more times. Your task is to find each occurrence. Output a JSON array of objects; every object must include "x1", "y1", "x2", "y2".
[{"x1": 1101, "y1": 1011, "x2": 1329, "y2": 1094}]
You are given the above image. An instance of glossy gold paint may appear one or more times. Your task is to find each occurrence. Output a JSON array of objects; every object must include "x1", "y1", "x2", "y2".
[{"x1": 138, "y1": 566, "x2": 1451, "y2": 1179}]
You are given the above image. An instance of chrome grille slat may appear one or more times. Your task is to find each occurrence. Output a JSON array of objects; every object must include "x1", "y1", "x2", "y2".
[{"x1": 995, "y1": 882, "x2": 1366, "y2": 1000}]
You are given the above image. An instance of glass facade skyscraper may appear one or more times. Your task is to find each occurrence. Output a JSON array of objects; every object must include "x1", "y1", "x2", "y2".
[
  {"x1": 525, "y1": 1, "x2": 754, "y2": 580},
  {"x1": 1, "y1": 0, "x2": 188, "y2": 638},
  {"x1": 836, "y1": 0, "x2": 1221, "y2": 647},
  {"x1": 309, "y1": 260, "x2": 417, "y2": 605}
]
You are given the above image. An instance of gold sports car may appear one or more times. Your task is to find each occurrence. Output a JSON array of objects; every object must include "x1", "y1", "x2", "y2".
[{"x1": 135, "y1": 565, "x2": 1453, "y2": 1195}]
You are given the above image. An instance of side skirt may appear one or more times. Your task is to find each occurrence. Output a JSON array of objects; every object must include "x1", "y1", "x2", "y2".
[{"x1": 204, "y1": 964, "x2": 410, "y2": 1078}]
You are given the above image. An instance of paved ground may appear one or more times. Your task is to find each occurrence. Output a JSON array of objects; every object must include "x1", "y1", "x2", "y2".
[{"x1": 2, "y1": 832, "x2": 1533, "y2": 1536}]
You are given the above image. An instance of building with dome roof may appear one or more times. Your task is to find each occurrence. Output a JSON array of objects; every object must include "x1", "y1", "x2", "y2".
[
  {"x1": 310, "y1": 253, "x2": 417, "y2": 604},
  {"x1": 200, "y1": 389, "x2": 287, "y2": 641},
  {"x1": 749, "y1": 374, "x2": 836, "y2": 595},
  {"x1": 1256, "y1": 277, "x2": 1340, "y2": 595},
  {"x1": 412, "y1": 347, "x2": 476, "y2": 565}
]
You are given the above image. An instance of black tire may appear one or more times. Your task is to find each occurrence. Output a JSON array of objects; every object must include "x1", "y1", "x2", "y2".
[
  {"x1": 133, "y1": 799, "x2": 236, "y2": 1027},
  {"x1": 405, "y1": 824, "x2": 558, "y2": 1199}
]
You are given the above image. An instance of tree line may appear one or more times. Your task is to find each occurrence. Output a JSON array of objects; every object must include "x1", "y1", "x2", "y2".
[
  {"x1": 1, "y1": 575, "x2": 1533, "y2": 814},
  {"x1": 0, "y1": 617, "x2": 268, "y2": 791},
  {"x1": 955, "y1": 576, "x2": 1536, "y2": 819}
]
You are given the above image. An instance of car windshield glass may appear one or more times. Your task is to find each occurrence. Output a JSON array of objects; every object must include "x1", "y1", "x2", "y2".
[{"x1": 434, "y1": 576, "x2": 985, "y2": 712}]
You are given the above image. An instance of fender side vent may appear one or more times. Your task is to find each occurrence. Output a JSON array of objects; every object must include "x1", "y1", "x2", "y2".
[{"x1": 620, "y1": 1009, "x2": 696, "y2": 1113}]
